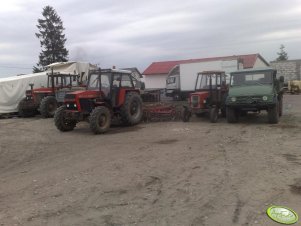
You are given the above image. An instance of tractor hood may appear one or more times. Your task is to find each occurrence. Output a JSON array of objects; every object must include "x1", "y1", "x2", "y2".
[
  {"x1": 229, "y1": 85, "x2": 273, "y2": 97},
  {"x1": 32, "y1": 87, "x2": 53, "y2": 93},
  {"x1": 64, "y1": 90, "x2": 102, "y2": 100}
]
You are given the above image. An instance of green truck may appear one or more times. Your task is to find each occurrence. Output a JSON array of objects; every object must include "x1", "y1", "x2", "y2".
[{"x1": 226, "y1": 68, "x2": 284, "y2": 124}]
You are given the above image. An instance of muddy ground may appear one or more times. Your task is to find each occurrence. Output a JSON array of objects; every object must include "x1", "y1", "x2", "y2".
[{"x1": 0, "y1": 95, "x2": 301, "y2": 226}]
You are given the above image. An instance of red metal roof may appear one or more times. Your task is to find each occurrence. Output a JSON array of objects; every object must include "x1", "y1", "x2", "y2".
[{"x1": 143, "y1": 54, "x2": 267, "y2": 75}]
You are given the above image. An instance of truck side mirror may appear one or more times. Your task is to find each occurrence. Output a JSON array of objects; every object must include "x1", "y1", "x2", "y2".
[
  {"x1": 141, "y1": 82, "x2": 145, "y2": 90},
  {"x1": 279, "y1": 76, "x2": 284, "y2": 83}
]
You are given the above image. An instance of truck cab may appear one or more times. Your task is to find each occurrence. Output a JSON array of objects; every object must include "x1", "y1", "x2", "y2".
[{"x1": 165, "y1": 65, "x2": 181, "y2": 100}]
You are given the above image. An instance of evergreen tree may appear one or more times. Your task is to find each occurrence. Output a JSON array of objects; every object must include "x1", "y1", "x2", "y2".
[
  {"x1": 33, "y1": 6, "x2": 69, "y2": 72},
  {"x1": 276, "y1": 44, "x2": 288, "y2": 61}
]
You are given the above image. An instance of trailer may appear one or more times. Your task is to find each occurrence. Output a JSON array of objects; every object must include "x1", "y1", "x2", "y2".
[{"x1": 165, "y1": 59, "x2": 240, "y2": 100}]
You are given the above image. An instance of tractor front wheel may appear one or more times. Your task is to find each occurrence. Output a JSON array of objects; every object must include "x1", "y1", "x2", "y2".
[
  {"x1": 54, "y1": 106, "x2": 77, "y2": 132},
  {"x1": 120, "y1": 92, "x2": 143, "y2": 125},
  {"x1": 209, "y1": 107, "x2": 218, "y2": 123},
  {"x1": 40, "y1": 96, "x2": 58, "y2": 118},
  {"x1": 268, "y1": 102, "x2": 279, "y2": 124},
  {"x1": 279, "y1": 98, "x2": 283, "y2": 117},
  {"x1": 90, "y1": 106, "x2": 111, "y2": 134},
  {"x1": 181, "y1": 107, "x2": 191, "y2": 122},
  {"x1": 18, "y1": 98, "x2": 37, "y2": 117}
]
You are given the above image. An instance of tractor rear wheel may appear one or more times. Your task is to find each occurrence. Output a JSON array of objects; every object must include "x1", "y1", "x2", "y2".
[
  {"x1": 120, "y1": 92, "x2": 143, "y2": 125},
  {"x1": 209, "y1": 107, "x2": 218, "y2": 123},
  {"x1": 226, "y1": 107, "x2": 239, "y2": 123},
  {"x1": 54, "y1": 106, "x2": 77, "y2": 132},
  {"x1": 90, "y1": 106, "x2": 111, "y2": 134},
  {"x1": 268, "y1": 102, "x2": 279, "y2": 124},
  {"x1": 40, "y1": 96, "x2": 58, "y2": 118},
  {"x1": 18, "y1": 98, "x2": 37, "y2": 117}
]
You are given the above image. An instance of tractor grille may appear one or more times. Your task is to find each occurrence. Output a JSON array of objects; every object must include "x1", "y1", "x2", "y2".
[
  {"x1": 79, "y1": 99, "x2": 94, "y2": 113},
  {"x1": 66, "y1": 102, "x2": 78, "y2": 110},
  {"x1": 236, "y1": 96, "x2": 263, "y2": 104},
  {"x1": 191, "y1": 95, "x2": 199, "y2": 108}
]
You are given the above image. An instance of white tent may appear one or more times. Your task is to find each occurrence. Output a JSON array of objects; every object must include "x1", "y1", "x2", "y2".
[
  {"x1": 0, "y1": 62, "x2": 96, "y2": 114},
  {"x1": 47, "y1": 61, "x2": 97, "y2": 82}
]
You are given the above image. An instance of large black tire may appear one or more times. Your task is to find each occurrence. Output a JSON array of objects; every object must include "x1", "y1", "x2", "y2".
[
  {"x1": 18, "y1": 98, "x2": 37, "y2": 117},
  {"x1": 40, "y1": 96, "x2": 58, "y2": 118},
  {"x1": 279, "y1": 98, "x2": 283, "y2": 117},
  {"x1": 90, "y1": 106, "x2": 111, "y2": 134},
  {"x1": 54, "y1": 106, "x2": 77, "y2": 132},
  {"x1": 209, "y1": 107, "x2": 218, "y2": 123},
  {"x1": 120, "y1": 92, "x2": 143, "y2": 125},
  {"x1": 226, "y1": 107, "x2": 239, "y2": 123},
  {"x1": 181, "y1": 107, "x2": 191, "y2": 122},
  {"x1": 268, "y1": 102, "x2": 279, "y2": 124}
]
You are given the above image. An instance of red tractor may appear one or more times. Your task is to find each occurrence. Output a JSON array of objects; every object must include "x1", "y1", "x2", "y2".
[
  {"x1": 18, "y1": 71, "x2": 85, "y2": 118},
  {"x1": 54, "y1": 68, "x2": 143, "y2": 134},
  {"x1": 182, "y1": 71, "x2": 229, "y2": 123}
]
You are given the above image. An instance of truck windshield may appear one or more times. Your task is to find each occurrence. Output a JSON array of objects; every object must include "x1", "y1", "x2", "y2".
[
  {"x1": 231, "y1": 72, "x2": 273, "y2": 86},
  {"x1": 166, "y1": 77, "x2": 176, "y2": 84},
  {"x1": 88, "y1": 73, "x2": 111, "y2": 90}
]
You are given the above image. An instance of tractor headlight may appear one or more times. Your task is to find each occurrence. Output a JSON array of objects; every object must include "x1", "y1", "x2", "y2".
[
  {"x1": 74, "y1": 104, "x2": 77, "y2": 108},
  {"x1": 231, "y1": 97, "x2": 236, "y2": 102},
  {"x1": 67, "y1": 104, "x2": 70, "y2": 107},
  {"x1": 262, "y1": 96, "x2": 268, "y2": 101},
  {"x1": 203, "y1": 99, "x2": 206, "y2": 104}
]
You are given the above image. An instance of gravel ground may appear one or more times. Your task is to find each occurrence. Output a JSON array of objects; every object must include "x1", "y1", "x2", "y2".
[{"x1": 0, "y1": 94, "x2": 300, "y2": 226}]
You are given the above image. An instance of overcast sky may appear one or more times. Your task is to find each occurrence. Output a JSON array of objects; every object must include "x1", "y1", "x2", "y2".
[{"x1": 1, "y1": 0, "x2": 301, "y2": 77}]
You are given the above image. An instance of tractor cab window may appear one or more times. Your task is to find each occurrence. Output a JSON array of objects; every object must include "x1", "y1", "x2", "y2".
[
  {"x1": 66, "y1": 75, "x2": 79, "y2": 86},
  {"x1": 48, "y1": 76, "x2": 66, "y2": 88},
  {"x1": 196, "y1": 74, "x2": 220, "y2": 90},
  {"x1": 88, "y1": 73, "x2": 100, "y2": 90},
  {"x1": 121, "y1": 74, "x2": 133, "y2": 88},
  {"x1": 112, "y1": 74, "x2": 121, "y2": 88}
]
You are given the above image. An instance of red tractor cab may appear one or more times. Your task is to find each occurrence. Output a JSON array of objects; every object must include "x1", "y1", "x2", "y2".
[
  {"x1": 182, "y1": 71, "x2": 229, "y2": 123},
  {"x1": 18, "y1": 71, "x2": 85, "y2": 117},
  {"x1": 54, "y1": 68, "x2": 143, "y2": 134}
]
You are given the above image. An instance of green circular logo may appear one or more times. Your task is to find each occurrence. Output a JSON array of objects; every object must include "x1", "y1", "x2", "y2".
[{"x1": 267, "y1": 206, "x2": 298, "y2": 224}]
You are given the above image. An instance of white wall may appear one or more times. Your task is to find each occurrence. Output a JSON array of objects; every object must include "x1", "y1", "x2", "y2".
[
  {"x1": 254, "y1": 58, "x2": 269, "y2": 68},
  {"x1": 144, "y1": 74, "x2": 168, "y2": 89}
]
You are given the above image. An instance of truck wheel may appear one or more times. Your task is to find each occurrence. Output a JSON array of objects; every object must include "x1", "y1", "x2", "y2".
[
  {"x1": 18, "y1": 98, "x2": 37, "y2": 117},
  {"x1": 90, "y1": 106, "x2": 111, "y2": 134},
  {"x1": 279, "y1": 98, "x2": 283, "y2": 117},
  {"x1": 226, "y1": 107, "x2": 239, "y2": 123},
  {"x1": 181, "y1": 107, "x2": 191, "y2": 122},
  {"x1": 40, "y1": 96, "x2": 58, "y2": 118},
  {"x1": 54, "y1": 106, "x2": 76, "y2": 132},
  {"x1": 120, "y1": 92, "x2": 143, "y2": 125},
  {"x1": 209, "y1": 107, "x2": 218, "y2": 123},
  {"x1": 268, "y1": 102, "x2": 279, "y2": 124}
]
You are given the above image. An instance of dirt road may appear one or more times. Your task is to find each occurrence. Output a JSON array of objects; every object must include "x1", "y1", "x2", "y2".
[{"x1": 0, "y1": 95, "x2": 301, "y2": 226}]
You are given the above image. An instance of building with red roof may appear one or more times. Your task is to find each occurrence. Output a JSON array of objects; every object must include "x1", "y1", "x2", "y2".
[{"x1": 143, "y1": 54, "x2": 269, "y2": 89}]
